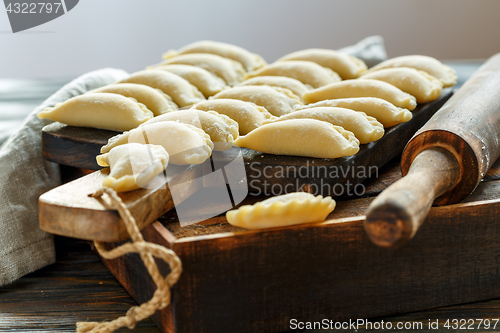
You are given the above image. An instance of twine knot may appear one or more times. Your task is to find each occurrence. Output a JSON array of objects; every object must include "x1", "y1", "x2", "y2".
[{"x1": 76, "y1": 187, "x2": 182, "y2": 333}]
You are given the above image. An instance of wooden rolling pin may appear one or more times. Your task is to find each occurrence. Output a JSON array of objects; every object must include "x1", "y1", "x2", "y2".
[{"x1": 365, "y1": 53, "x2": 500, "y2": 248}]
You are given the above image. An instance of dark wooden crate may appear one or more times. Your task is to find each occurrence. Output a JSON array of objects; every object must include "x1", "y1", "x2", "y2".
[{"x1": 98, "y1": 159, "x2": 500, "y2": 333}]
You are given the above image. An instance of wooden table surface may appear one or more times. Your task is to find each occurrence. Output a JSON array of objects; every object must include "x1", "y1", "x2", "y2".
[{"x1": 3, "y1": 61, "x2": 500, "y2": 333}]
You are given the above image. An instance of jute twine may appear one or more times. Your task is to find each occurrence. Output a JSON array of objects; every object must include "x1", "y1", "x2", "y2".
[{"x1": 76, "y1": 187, "x2": 182, "y2": 333}]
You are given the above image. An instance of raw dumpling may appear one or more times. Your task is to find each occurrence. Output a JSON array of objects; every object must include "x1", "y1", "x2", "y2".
[
  {"x1": 366, "y1": 55, "x2": 457, "y2": 87},
  {"x1": 88, "y1": 83, "x2": 177, "y2": 116},
  {"x1": 37, "y1": 93, "x2": 153, "y2": 131},
  {"x1": 237, "y1": 76, "x2": 310, "y2": 99},
  {"x1": 101, "y1": 121, "x2": 213, "y2": 165},
  {"x1": 303, "y1": 79, "x2": 417, "y2": 111},
  {"x1": 360, "y1": 67, "x2": 443, "y2": 103},
  {"x1": 193, "y1": 99, "x2": 274, "y2": 135},
  {"x1": 96, "y1": 143, "x2": 168, "y2": 192},
  {"x1": 212, "y1": 85, "x2": 302, "y2": 117},
  {"x1": 120, "y1": 70, "x2": 205, "y2": 108},
  {"x1": 264, "y1": 106, "x2": 384, "y2": 144},
  {"x1": 296, "y1": 97, "x2": 412, "y2": 128},
  {"x1": 152, "y1": 64, "x2": 228, "y2": 98},
  {"x1": 245, "y1": 60, "x2": 341, "y2": 89},
  {"x1": 233, "y1": 119, "x2": 359, "y2": 158},
  {"x1": 152, "y1": 53, "x2": 245, "y2": 86},
  {"x1": 163, "y1": 40, "x2": 266, "y2": 72},
  {"x1": 277, "y1": 48, "x2": 367, "y2": 79},
  {"x1": 226, "y1": 192, "x2": 336, "y2": 229},
  {"x1": 142, "y1": 109, "x2": 239, "y2": 151}
]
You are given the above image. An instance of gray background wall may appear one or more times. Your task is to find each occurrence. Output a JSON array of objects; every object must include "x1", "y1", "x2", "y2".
[{"x1": 1, "y1": 0, "x2": 499, "y2": 79}]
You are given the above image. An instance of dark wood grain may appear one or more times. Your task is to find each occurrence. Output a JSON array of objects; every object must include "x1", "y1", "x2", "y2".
[
  {"x1": 0, "y1": 236, "x2": 161, "y2": 333},
  {"x1": 5, "y1": 235, "x2": 500, "y2": 333},
  {"x1": 41, "y1": 122, "x2": 121, "y2": 170}
]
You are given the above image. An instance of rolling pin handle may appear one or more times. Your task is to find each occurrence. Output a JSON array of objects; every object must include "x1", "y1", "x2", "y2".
[{"x1": 364, "y1": 147, "x2": 460, "y2": 248}]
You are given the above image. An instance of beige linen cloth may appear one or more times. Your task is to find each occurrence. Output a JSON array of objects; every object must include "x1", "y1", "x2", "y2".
[
  {"x1": 0, "y1": 36, "x2": 386, "y2": 287},
  {"x1": 0, "y1": 68, "x2": 128, "y2": 286}
]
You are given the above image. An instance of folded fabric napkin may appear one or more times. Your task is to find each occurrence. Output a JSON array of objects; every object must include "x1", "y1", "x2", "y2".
[
  {"x1": 0, "y1": 68, "x2": 128, "y2": 286},
  {"x1": 0, "y1": 36, "x2": 386, "y2": 287}
]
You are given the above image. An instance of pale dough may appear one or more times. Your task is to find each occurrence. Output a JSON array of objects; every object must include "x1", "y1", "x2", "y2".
[
  {"x1": 246, "y1": 60, "x2": 341, "y2": 89},
  {"x1": 296, "y1": 97, "x2": 412, "y2": 128},
  {"x1": 366, "y1": 55, "x2": 457, "y2": 87},
  {"x1": 360, "y1": 67, "x2": 443, "y2": 103},
  {"x1": 193, "y1": 99, "x2": 275, "y2": 135},
  {"x1": 152, "y1": 53, "x2": 246, "y2": 86},
  {"x1": 226, "y1": 192, "x2": 336, "y2": 229},
  {"x1": 233, "y1": 119, "x2": 359, "y2": 158},
  {"x1": 163, "y1": 40, "x2": 267, "y2": 72},
  {"x1": 120, "y1": 70, "x2": 205, "y2": 108},
  {"x1": 237, "y1": 76, "x2": 310, "y2": 99},
  {"x1": 101, "y1": 121, "x2": 213, "y2": 165},
  {"x1": 96, "y1": 143, "x2": 168, "y2": 192},
  {"x1": 152, "y1": 64, "x2": 228, "y2": 98},
  {"x1": 303, "y1": 79, "x2": 417, "y2": 111},
  {"x1": 142, "y1": 109, "x2": 239, "y2": 151},
  {"x1": 277, "y1": 48, "x2": 367, "y2": 79},
  {"x1": 265, "y1": 106, "x2": 384, "y2": 144},
  {"x1": 212, "y1": 85, "x2": 303, "y2": 117},
  {"x1": 89, "y1": 83, "x2": 178, "y2": 116},
  {"x1": 37, "y1": 93, "x2": 153, "y2": 131}
]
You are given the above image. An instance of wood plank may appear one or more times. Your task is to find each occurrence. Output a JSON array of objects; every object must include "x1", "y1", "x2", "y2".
[
  {"x1": 0, "y1": 236, "x2": 161, "y2": 332},
  {"x1": 39, "y1": 165, "x2": 203, "y2": 242}
]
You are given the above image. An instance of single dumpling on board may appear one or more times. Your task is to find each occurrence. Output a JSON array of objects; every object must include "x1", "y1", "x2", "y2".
[
  {"x1": 152, "y1": 64, "x2": 228, "y2": 98},
  {"x1": 233, "y1": 119, "x2": 360, "y2": 159},
  {"x1": 264, "y1": 106, "x2": 384, "y2": 144},
  {"x1": 120, "y1": 70, "x2": 205, "y2": 108},
  {"x1": 37, "y1": 93, "x2": 154, "y2": 132},
  {"x1": 303, "y1": 79, "x2": 417, "y2": 111},
  {"x1": 193, "y1": 99, "x2": 275, "y2": 135},
  {"x1": 277, "y1": 48, "x2": 367, "y2": 79},
  {"x1": 236, "y1": 76, "x2": 310, "y2": 100},
  {"x1": 246, "y1": 60, "x2": 341, "y2": 89},
  {"x1": 96, "y1": 143, "x2": 169, "y2": 192},
  {"x1": 163, "y1": 40, "x2": 267, "y2": 72},
  {"x1": 366, "y1": 55, "x2": 457, "y2": 87},
  {"x1": 142, "y1": 109, "x2": 239, "y2": 151},
  {"x1": 212, "y1": 85, "x2": 303, "y2": 117},
  {"x1": 88, "y1": 83, "x2": 178, "y2": 116},
  {"x1": 360, "y1": 67, "x2": 443, "y2": 103},
  {"x1": 226, "y1": 192, "x2": 336, "y2": 229},
  {"x1": 151, "y1": 53, "x2": 246, "y2": 86},
  {"x1": 101, "y1": 121, "x2": 213, "y2": 165},
  {"x1": 296, "y1": 97, "x2": 412, "y2": 128}
]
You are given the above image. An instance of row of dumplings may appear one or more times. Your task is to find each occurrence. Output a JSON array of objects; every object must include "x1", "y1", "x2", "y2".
[{"x1": 37, "y1": 40, "x2": 457, "y2": 193}]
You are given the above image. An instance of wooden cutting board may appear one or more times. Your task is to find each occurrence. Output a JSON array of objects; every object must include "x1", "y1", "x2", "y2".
[{"x1": 39, "y1": 89, "x2": 452, "y2": 242}]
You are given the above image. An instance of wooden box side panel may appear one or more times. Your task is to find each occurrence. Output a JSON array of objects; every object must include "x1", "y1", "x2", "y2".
[
  {"x1": 99, "y1": 223, "x2": 177, "y2": 333},
  {"x1": 169, "y1": 200, "x2": 500, "y2": 333}
]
